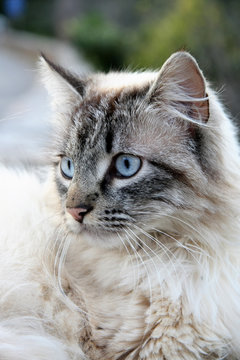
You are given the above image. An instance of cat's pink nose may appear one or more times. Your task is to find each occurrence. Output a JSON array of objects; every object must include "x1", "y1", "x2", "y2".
[{"x1": 67, "y1": 206, "x2": 92, "y2": 223}]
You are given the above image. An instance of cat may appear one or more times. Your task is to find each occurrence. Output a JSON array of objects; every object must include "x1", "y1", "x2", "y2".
[{"x1": 0, "y1": 51, "x2": 240, "y2": 360}]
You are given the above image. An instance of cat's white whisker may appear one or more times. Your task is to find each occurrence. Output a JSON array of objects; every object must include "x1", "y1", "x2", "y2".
[
  {"x1": 126, "y1": 225, "x2": 176, "y2": 283},
  {"x1": 156, "y1": 214, "x2": 213, "y2": 258},
  {"x1": 0, "y1": 109, "x2": 31, "y2": 123},
  {"x1": 139, "y1": 222, "x2": 206, "y2": 268},
  {"x1": 57, "y1": 234, "x2": 71, "y2": 294},
  {"x1": 124, "y1": 227, "x2": 154, "y2": 303},
  {"x1": 134, "y1": 207, "x2": 213, "y2": 260},
  {"x1": 123, "y1": 227, "x2": 158, "y2": 338},
  {"x1": 117, "y1": 232, "x2": 142, "y2": 298},
  {"x1": 132, "y1": 223, "x2": 182, "y2": 280},
  {"x1": 117, "y1": 232, "x2": 140, "y2": 292}
]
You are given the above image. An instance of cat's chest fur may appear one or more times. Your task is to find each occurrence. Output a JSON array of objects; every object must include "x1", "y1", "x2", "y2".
[
  {"x1": 0, "y1": 167, "x2": 238, "y2": 360},
  {"x1": 64, "y1": 238, "x2": 236, "y2": 360}
]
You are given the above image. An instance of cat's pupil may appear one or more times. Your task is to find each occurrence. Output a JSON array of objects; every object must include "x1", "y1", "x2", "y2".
[
  {"x1": 124, "y1": 159, "x2": 130, "y2": 169},
  {"x1": 68, "y1": 160, "x2": 71, "y2": 170}
]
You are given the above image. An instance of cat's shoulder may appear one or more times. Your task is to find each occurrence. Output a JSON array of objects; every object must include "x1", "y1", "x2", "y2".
[
  {"x1": 0, "y1": 166, "x2": 51, "y2": 230},
  {"x1": 0, "y1": 165, "x2": 44, "y2": 200}
]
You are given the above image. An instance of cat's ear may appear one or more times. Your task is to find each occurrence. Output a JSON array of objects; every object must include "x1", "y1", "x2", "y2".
[
  {"x1": 39, "y1": 54, "x2": 85, "y2": 113},
  {"x1": 148, "y1": 51, "x2": 209, "y2": 124}
]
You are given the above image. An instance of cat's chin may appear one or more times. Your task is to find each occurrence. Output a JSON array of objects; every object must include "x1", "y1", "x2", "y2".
[
  {"x1": 65, "y1": 216, "x2": 123, "y2": 248},
  {"x1": 65, "y1": 216, "x2": 84, "y2": 234},
  {"x1": 80, "y1": 229, "x2": 121, "y2": 248}
]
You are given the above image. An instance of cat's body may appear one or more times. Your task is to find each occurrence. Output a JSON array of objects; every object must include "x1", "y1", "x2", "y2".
[{"x1": 0, "y1": 52, "x2": 240, "y2": 359}]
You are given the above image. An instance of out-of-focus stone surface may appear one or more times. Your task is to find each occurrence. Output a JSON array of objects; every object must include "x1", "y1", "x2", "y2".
[{"x1": 0, "y1": 30, "x2": 90, "y2": 166}]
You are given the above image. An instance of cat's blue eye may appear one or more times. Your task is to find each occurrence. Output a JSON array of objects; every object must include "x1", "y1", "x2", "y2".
[
  {"x1": 115, "y1": 154, "x2": 141, "y2": 178},
  {"x1": 60, "y1": 157, "x2": 74, "y2": 180}
]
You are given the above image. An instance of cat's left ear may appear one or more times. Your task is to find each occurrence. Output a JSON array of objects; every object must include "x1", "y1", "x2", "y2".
[
  {"x1": 39, "y1": 54, "x2": 85, "y2": 113},
  {"x1": 148, "y1": 51, "x2": 209, "y2": 124}
]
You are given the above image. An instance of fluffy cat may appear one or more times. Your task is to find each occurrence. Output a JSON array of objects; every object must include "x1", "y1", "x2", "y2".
[{"x1": 0, "y1": 51, "x2": 240, "y2": 360}]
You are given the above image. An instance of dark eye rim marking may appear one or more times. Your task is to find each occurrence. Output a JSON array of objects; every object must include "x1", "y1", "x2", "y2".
[
  {"x1": 149, "y1": 160, "x2": 192, "y2": 188},
  {"x1": 55, "y1": 174, "x2": 68, "y2": 195}
]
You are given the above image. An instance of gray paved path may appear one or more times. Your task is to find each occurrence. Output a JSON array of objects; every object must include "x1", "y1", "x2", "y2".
[{"x1": 0, "y1": 30, "x2": 90, "y2": 165}]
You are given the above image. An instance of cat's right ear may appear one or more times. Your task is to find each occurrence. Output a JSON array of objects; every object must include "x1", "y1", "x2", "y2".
[
  {"x1": 147, "y1": 51, "x2": 209, "y2": 125},
  {"x1": 39, "y1": 54, "x2": 85, "y2": 114}
]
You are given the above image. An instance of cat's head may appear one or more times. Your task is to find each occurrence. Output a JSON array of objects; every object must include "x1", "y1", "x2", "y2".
[{"x1": 40, "y1": 52, "x2": 221, "y2": 248}]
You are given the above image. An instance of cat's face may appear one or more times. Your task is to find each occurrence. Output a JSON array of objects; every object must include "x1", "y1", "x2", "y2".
[{"x1": 41, "y1": 52, "x2": 210, "y2": 248}]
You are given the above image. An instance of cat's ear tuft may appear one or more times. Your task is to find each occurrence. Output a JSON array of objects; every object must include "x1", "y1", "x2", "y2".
[
  {"x1": 39, "y1": 54, "x2": 85, "y2": 112},
  {"x1": 149, "y1": 51, "x2": 209, "y2": 124}
]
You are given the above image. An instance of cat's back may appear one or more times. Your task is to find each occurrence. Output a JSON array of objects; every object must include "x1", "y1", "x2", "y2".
[
  {"x1": 0, "y1": 166, "x2": 53, "y2": 287},
  {"x1": 0, "y1": 166, "x2": 47, "y2": 245},
  {"x1": 0, "y1": 165, "x2": 63, "y2": 285},
  {"x1": 0, "y1": 165, "x2": 44, "y2": 207}
]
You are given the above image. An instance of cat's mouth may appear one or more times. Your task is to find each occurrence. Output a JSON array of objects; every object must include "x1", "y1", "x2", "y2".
[
  {"x1": 66, "y1": 218, "x2": 123, "y2": 247},
  {"x1": 65, "y1": 214, "x2": 91, "y2": 234},
  {"x1": 65, "y1": 211, "x2": 121, "y2": 238}
]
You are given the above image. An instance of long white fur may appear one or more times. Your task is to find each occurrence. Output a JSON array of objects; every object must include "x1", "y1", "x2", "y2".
[{"x1": 0, "y1": 52, "x2": 240, "y2": 359}]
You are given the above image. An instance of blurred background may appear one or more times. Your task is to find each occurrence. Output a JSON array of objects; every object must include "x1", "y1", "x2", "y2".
[{"x1": 0, "y1": 0, "x2": 240, "y2": 165}]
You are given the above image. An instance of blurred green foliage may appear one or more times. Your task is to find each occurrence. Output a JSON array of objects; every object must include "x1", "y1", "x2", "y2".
[
  {"x1": 130, "y1": 0, "x2": 240, "y2": 78},
  {"x1": 1, "y1": 0, "x2": 240, "y2": 115},
  {"x1": 66, "y1": 0, "x2": 240, "y2": 115},
  {"x1": 66, "y1": 13, "x2": 129, "y2": 71},
  {"x1": 128, "y1": 0, "x2": 240, "y2": 115},
  {"x1": 66, "y1": 0, "x2": 240, "y2": 78}
]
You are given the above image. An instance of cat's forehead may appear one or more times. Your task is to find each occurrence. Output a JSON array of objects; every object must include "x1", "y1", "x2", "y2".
[
  {"x1": 68, "y1": 71, "x2": 159, "y2": 134},
  {"x1": 74, "y1": 71, "x2": 157, "y2": 123},
  {"x1": 68, "y1": 95, "x2": 185, "y2": 168},
  {"x1": 70, "y1": 90, "x2": 137, "y2": 155},
  {"x1": 89, "y1": 71, "x2": 158, "y2": 93},
  {"x1": 72, "y1": 78, "x2": 151, "y2": 135},
  {"x1": 65, "y1": 70, "x2": 190, "y2": 162}
]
